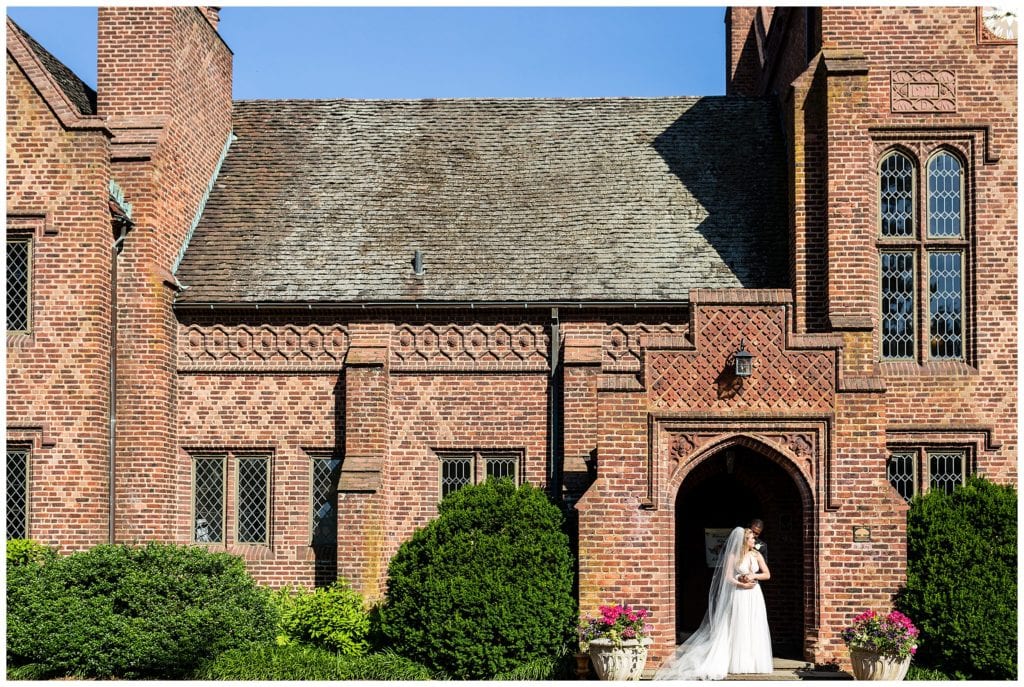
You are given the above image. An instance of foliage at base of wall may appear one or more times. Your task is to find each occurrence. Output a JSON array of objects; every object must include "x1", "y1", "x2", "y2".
[
  {"x1": 195, "y1": 644, "x2": 435, "y2": 680},
  {"x1": 895, "y1": 476, "x2": 1017, "y2": 680},
  {"x1": 5, "y1": 542, "x2": 275, "y2": 679},
  {"x1": 271, "y1": 581, "x2": 371, "y2": 655},
  {"x1": 379, "y1": 479, "x2": 577, "y2": 680}
]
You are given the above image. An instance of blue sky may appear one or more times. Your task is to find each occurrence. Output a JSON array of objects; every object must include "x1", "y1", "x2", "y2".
[{"x1": 6, "y1": 5, "x2": 727, "y2": 99}]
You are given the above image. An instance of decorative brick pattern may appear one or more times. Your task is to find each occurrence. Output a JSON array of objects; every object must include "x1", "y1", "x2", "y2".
[
  {"x1": 391, "y1": 323, "x2": 548, "y2": 371},
  {"x1": 648, "y1": 307, "x2": 835, "y2": 411},
  {"x1": 603, "y1": 322, "x2": 688, "y2": 372},
  {"x1": 891, "y1": 69, "x2": 956, "y2": 113},
  {"x1": 180, "y1": 323, "x2": 350, "y2": 370}
]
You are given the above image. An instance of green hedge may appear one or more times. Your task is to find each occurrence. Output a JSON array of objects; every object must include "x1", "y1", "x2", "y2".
[
  {"x1": 6, "y1": 543, "x2": 274, "y2": 679},
  {"x1": 379, "y1": 479, "x2": 576, "y2": 679},
  {"x1": 5, "y1": 539, "x2": 55, "y2": 567},
  {"x1": 896, "y1": 476, "x2": 1017, "y2": 680},
  {"x1": 196, "y1": 644, "x2": 434, "y2": 680}
]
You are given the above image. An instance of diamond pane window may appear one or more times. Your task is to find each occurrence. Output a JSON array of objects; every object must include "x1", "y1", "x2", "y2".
[
  {"x1": 929, "y1": 451, "x2": 964, "y2": 495},
  {"x1": 7, "y1": 238, "x2": 30, "y2": 332},
  {"x1": 237, "y1": 455, "x2": 268, "y2": 544},
  {"x1": 929, "y1": 252, "x2": 963, "y2": 360},
  {"x1": 194, "y1": 456, "x2": 224, "y2": 542},
  {"x1": 927, "y1": 152, "x2": 962, "y2": 238},
  {"x1": 441, "y1": 455, "x2": 473, "y2": 498},
  {"x1": 485, "y1": 455, "x2": 518, "y2": 482},
  {"x1": 881, "y1": 252, "x2": 915, "y2": 359},
  {"x1": 312, "y1": 456, "x2": 340, "y2": 547},
  {"x1": 886, "y1": 452, "x2": 916, "y2": 502},
  {"x1": 7, "y1": 447, "x2": 28, "y2": 539},
  {"x1": 880, "y1": 152, "x2": 915, "y2": 237}
]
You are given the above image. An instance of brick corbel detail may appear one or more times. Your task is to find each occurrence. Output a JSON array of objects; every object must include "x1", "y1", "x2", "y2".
[{"x1": 562, "y1": 332, "x2": 602, "y2": 491}]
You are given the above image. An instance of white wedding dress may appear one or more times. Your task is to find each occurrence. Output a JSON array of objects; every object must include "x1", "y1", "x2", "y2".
[
  {"x1": 728, "y1": 552, "x2": 774, "y2": 674},
  {"x1": 655, "y1": 527, "x2": 773, "y2": 680}
]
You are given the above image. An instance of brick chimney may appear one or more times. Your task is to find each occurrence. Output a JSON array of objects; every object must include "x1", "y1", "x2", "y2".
[
  {"x1": 96, "y1": 6, "x2": 234, "y2": 543},
  {"x1": 725, "y1": 6, "x2": 762, "y2": 96},
  {"x1": 199, "y1": 6, "x2": 221, "y2": 31}
]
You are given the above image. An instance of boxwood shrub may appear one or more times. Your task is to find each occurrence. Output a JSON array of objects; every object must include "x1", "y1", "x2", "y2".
[
  {"x1": 6, "y1": 542, "x2": 274, "y2": 679},
  {"x1": 379, "y1": 479, "x2": 576, "y2": 679},
  {"x1": 895, "y1": 476, "x2": 1017, "y2": 680}
]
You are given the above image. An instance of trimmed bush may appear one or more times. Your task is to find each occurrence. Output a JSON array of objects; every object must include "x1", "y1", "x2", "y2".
[
  {"x1": 196, "y1": 644, "x2": 434, "y2": 680},
  {"x1": 5, "y1": 539, "x2": 55, "y2": 567},
  {"x1": 6, "y1": 543, "x2": 274, "y2": 679},
  {"x1": 895, "y1": 476, "x2": 1017, "y2": 680},
  {"x1": 276, "y1": 580, "x2": 371, "y2": 655},
  {"x1": 379, "y1": 479, "x2": 576, "y2": 679}
]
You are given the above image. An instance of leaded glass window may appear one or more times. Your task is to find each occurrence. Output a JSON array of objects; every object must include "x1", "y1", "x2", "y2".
[
  {"x1": 485, "y1": 455, "x2": 518, "y2": 481},
  {"x1": 439, "y1": 450, "x2": 522, "y2": 499},
  {"x1": 194, "y1": 456, "x2": 224, "y2": 543},
  {"x1": 312, "y1": 456, "x2": 341, "y2": 547},
  {"x1": 440, "y1": 454, "x2": 473, "y2": 498},
  {"x1": 929, "y1": 252, "x2": 963, "y2": 360},
  {"x1": 929, "y1": 451, "x2": 964, "y2": 495},
  {"x1": 880, "y1": 152, "x2": 915, "y2": 237},
  {"x1": 927, "y1": 152, "x2": 962, "y2": 238},
  {"x1": 7, "y1": 238, "x2": 30, "y2": 332},
  {"x1": 881, "y1": 252, "x2": 915, "y2": 359},
  {"x1": 237, "y1": 455, "x2": 269, "y2": 544},
  {"x1": 7, "y1": 447, "x2": 28, "y2": 539},
  {"x1": 886, "y1": 451, "x2": 916, "y2": 502}
]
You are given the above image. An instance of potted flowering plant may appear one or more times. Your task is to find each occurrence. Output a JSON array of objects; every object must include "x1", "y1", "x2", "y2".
[
  {"x1": 579, "y1": 604, "x2": 653, "y2": 680},
  {"x1": 841, "y1": 610, "x2": 919, "y2": 680}
]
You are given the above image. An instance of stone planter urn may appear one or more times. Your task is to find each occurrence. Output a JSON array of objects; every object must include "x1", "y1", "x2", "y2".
[
  {"x1": 588, "y1": 637, "x2": 652, "y2": 680},
  {"x1": 849, "y1": 647, "x2": 912, "y2": 680}
]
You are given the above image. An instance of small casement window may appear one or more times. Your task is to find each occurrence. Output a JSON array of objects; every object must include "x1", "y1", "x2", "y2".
[
  {"x1": 928, "y1": 450, "x2": 966, "y2": 495},
  {"x1": 886, "y1": 451, "x2": 917, "y2": 502},
  {"x1": 236, "y1": 455, "x2": 269, "y2": 544},
  {"x1": 879, "y1": 148, "x2": 967, "y2": 363},
  {"x1": 438, "y1": 450, "x2": 522, "y2": 500},
  {"x1": 886, "y1": 448, "x2": 968, "y2": 501},
  {"x1": 193, "y1": 455, "x2": 225, "y2": 543},
  {"x1": 311, "y1": 455, "x2": 341, "y2": 547},
  {"x1": 7, "y1": 236, "x2": 31, "y2": 332},
  {"x1": 7, "y1": 446, "x2": 29, "y2": 539}
]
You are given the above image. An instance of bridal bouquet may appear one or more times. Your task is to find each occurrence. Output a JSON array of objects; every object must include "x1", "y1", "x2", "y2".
[
  {"x1": 579, "y1": 603, "x2": 653, "y2": 649},
  {"x1": 841, "y1": 610, "x2": 919, "y2": 659}
]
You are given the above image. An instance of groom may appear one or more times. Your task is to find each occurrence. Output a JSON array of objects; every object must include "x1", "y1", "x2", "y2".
[{"x1": 749, "y1": 518, "x2": 767, "y2": 561}]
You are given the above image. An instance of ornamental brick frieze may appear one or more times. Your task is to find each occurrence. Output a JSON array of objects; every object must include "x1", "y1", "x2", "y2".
[
  {"x1": 604, "y1": 322, "x2": 689, "y2": 373},
  {"x1": 647, "y1": 308, "x2": 835, "y2": 412},
  {"x1": 391, "y1": 323, "x2": 549, "y2": 371},
  {"x1": 179, "y1": 323, "x2": 350, "y2": 370},
  {"x1": 891, "y1": 69, "x2": 956, "y2": 113},
  {"x1": 667, "y1": 431, "x2": 815, "y2": 480}
]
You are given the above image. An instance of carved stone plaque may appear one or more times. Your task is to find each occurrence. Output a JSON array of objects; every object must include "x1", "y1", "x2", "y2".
[{"x1": 891, "y1": 70, "x2": 956, "y2": 113}]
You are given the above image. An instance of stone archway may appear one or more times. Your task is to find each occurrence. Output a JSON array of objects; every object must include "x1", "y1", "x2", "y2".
[{"x1": 674, "y1": 441, "x2": 807, "y2": 658}]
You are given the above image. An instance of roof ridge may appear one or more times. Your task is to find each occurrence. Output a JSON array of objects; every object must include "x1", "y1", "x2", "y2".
[{"x1": 7, "y1": 16, "x2": 97, "y2": 116}]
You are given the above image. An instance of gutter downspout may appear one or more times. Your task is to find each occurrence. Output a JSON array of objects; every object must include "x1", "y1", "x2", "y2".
[
  {"x1": 548, "y1": 307, "x2": 562, "y2": 499},
  {"x1": 109, "y1": 211, "x2": 132, "y2": 544}
]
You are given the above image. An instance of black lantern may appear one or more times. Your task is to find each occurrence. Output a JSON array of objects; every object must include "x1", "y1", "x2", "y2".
[{"x1": 734, "y1": 338, "x2": 754, "y2": 377}]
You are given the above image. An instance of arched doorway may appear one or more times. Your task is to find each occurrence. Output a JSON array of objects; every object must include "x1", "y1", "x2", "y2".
[{"x1": 675, "y1": 443, "x2": 805, "y2": 658}]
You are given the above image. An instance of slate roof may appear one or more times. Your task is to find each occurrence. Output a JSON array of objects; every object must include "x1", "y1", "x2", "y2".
[
  {"x1": 8, "y1": 19, "x2": 97, "y2": 116},
  {"x1": 176, "y1": 96, "x2": 788, "y2": 305}
]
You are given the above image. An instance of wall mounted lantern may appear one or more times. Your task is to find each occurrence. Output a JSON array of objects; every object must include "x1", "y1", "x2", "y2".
[{"x1": 734, "y1": 338, "x2": 754, "y2": 378}]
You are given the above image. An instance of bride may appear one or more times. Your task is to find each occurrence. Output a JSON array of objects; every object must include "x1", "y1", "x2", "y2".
[{"x1": 656, "y1": 526, "x2": 773, "y2": 680}]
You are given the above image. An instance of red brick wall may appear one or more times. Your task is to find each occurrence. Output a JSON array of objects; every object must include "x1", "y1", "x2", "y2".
[
  {"x1": 6, "y1": 54, "x2": 113, "y2": 551},
  {"x1": 96, "y1": 6, "x2": 233, "y2": 541}
]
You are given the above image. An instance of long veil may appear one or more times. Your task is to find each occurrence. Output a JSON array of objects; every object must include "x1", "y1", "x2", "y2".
[{"x1": 655, "y1": 526, "x2": 746, "y2": 680}]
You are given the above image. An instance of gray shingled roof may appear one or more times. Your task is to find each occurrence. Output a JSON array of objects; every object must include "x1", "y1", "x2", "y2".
[
  {"x1": 9, "y1": 19, "x2": 97, "y2": 116},
  {"x1": 176, "y1": 96, "x2": 787, "y2": 304}
]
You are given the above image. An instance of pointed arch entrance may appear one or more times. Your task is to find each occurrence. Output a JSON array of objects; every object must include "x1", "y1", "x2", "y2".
[{"x1": 674, "y1": 440, "x2": 808, "y2": 658}]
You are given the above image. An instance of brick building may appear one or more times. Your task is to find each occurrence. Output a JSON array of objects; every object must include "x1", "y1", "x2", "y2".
[{"x1": 6, "y1": 6, "x2": 1017, "y2": 670}]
